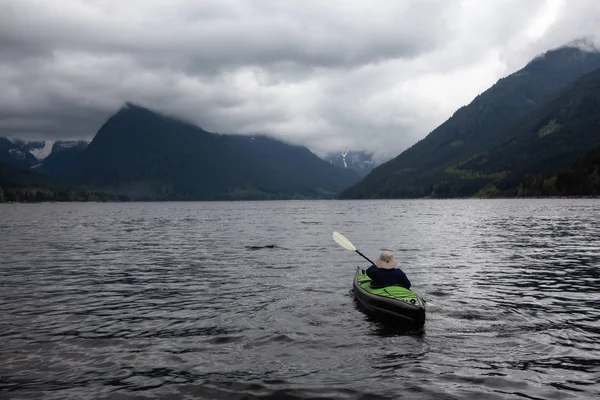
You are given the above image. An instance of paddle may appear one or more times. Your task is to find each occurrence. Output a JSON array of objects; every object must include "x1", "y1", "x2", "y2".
[{"x1": 332, "y1": 231, "x2": 375, "y2": 266}]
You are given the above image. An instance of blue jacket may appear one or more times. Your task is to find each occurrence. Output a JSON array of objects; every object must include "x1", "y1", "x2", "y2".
[{"x1": 366, "y1": 265, "x2": 411, "y2": 289}]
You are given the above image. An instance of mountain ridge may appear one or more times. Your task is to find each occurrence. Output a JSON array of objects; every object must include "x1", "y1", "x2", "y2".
[
  {"x1": 52, "y1": 103, "x2": 360, "y2": 200},
  {"x1": 340, "y1": 44, "x2": 600, "y2": 199}
]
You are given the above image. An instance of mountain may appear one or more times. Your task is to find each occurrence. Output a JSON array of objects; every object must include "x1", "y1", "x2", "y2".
[
  {"x1": 554, "y1": 146, "x2": 600, "y2": 196},
  {"x1": 38, "y1": 141, "x2": 89, "y2": 176},
  {"x1": 0, "y1": 138, "x2": 44, "y2": 169},
  {"x1": 515, "y1": 145, "x2": 600, "y2": 197},
  {"x1": 340, "y1": 44, "x2": 600, "y2": 199},
  {"x1": 0, "y1": 162, "x2": 122, "y2": 202},
  {"x1": 454, "y1": 66, "x2": 600, "y2": 197},
  {"x1": 225, "y1": 135, "x2": 361, "y2": 198},
  {"x1": 54, "y1": 103, "x2": 360, "y2": 200},
  {"x1": 0, "y1": 137, "x2": 89, "y2": 170},
  {"x1": 323, "y1": 150, "x2": 380, "y2": 178},
  {"x1": 0, "y1": 161, "x2": 64, "y2": 191}
]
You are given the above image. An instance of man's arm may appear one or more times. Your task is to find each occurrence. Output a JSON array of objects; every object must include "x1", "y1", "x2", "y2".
[
  {"x1": 396, "y1": 269, "x2": 411, "y2": 289},
  {"x1": 366, "y1": 265, "x2": 378, "y2": 280}
]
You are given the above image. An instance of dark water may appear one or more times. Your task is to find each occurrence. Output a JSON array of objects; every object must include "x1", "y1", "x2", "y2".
[{"x1": 1, "y1": 200, "x2": 599, "y2": 400}]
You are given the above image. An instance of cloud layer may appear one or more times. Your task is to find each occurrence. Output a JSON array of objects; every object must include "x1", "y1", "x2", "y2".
[{"x1": 1, "y1": 0, "x2": 599, "y2": 160}]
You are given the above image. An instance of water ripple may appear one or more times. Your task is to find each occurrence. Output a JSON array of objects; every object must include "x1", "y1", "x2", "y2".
[{"x1": 1, "y1": 200, "x2": 600, "y2": 399}]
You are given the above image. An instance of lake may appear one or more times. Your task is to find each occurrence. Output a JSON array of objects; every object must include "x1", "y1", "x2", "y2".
[{"x1": 1, "y1": 199, "x2": 599, "y2": 399}]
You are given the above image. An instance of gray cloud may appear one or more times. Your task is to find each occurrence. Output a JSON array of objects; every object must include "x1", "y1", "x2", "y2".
[{"x1": 1, "y1": 0, "x2": 599, "y2": 161}]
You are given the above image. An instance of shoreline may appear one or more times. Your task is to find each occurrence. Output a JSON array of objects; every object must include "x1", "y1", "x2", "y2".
[{"x1": 1, "y1": 195, "x2": 599, "y2": 204}]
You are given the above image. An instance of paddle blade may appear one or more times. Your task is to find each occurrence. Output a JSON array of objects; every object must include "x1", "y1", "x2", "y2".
[{"x1": 333, "y1": 231, "x2": 356, "y2": 251}]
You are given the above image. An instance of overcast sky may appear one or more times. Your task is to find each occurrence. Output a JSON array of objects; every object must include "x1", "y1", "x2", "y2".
[{"x1": 1, "y1": 0, "x2": 599, "y2": 160}]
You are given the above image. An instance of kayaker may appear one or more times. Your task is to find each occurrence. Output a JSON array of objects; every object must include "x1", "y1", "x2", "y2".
[{"x1": 366, "y1": 251, "x2": 411, "y2": 289}]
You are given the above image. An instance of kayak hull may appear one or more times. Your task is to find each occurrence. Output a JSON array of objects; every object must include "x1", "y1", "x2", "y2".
[{"x1": 352, "y1": 268, "x2": 426, "y2": 330}]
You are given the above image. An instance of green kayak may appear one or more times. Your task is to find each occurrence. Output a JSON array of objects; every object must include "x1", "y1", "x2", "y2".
[{"x1": 353, "y1": 268, "x2": 426, "y2": 329}]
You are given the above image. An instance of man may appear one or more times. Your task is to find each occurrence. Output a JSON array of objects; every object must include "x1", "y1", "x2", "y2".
[{"x1": 366, "y1": 251, "x2": 411, "y2": 289}]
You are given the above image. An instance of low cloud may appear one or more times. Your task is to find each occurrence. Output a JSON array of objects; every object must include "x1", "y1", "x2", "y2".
[{"x1": 1, "y1": 0, "x2": 599, "y2": 160}]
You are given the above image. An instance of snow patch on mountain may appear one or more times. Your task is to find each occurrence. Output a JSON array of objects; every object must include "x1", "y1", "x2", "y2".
[
  {"x1": 8, "y1": 148, "x2": 26, "y2": 159},
  {"x1": 57, "y1": 141, "x2": 82, "y2": 149},
  {"x1": 341, "y1": 150, "x2": 349, "y2": 169},
  {"x1": 29, "y1": 141, "x2": 55, "y2": 160},
  {"x1": 323, "y1": 150, "x2": 380, "y2": 178}
]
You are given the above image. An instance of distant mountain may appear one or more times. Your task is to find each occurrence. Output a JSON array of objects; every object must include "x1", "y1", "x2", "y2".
[
  {"x1": 0, "y1": 138, "x2": 43, "y2": 169},
  {"x1": 0, "y1": 137, "x2": 89, "y2": 170},
  {"x1": 323, "y1": 151, "x2": 380, "y2": 178},
  {"x1": 53, "y1": 103, "x2": 359, "y2": 200},
  {"x1": 340, "y1": 44, "x2": 600, "y2": 199}
]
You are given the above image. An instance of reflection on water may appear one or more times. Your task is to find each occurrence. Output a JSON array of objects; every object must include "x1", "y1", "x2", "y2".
[{"x1": 1, "y1": 199, "x2": 599, "y2": 399}]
